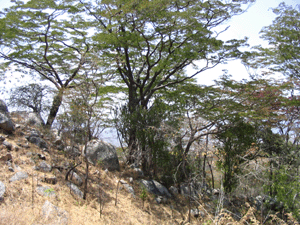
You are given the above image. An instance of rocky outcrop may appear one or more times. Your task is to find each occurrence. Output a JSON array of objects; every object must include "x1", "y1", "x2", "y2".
[
  {"x1": 66, "y1": 181, "x2": 83, "y2": 199},
  {"x1": 83, "y1": 140, "x2": 120, "y2": 171},
  {"x1": 0, "y1": 100, "x2": 14, "y2": 133},
  {"x1": 140, "y1": 179, "x2": 171, "y2": 198},
  {"x1": 25, "y1": 129, "x2": 48, "y2": 150}
]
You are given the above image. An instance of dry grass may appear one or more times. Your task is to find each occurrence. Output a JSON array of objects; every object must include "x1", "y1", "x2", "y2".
[{"x1": 1, "y1": 123, "x2": 299, "y2": 225}]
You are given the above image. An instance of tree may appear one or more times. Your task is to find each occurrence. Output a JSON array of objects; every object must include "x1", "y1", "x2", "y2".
[
  {"x1": 245, "y1": 2, "x2": 300, "y2": 78},
  {"x1": 9, "y1": 83, "x2": 52, "y2": 114},
  {"x1": 0, "y1": 0, "x2": 98, "y2": 127},
  {"x1": 85, "y1": 0, "x2": 254, "y2": 163}
]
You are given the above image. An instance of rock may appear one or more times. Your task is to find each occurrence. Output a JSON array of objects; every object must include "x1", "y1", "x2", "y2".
[
  {"x1": 119, "y1": 180, "x2": 135, "y2": 197},
  {"x1": 37, "y1": 153, "x2": 46, "y2": 160},
  {"x1": 34, "y1": 161, "x2": 52, "y2": 172},
  {"x1": 9, "y1": 171, "x2": 28, "y2": 182},
  {"x1": 0, "y1": 135, "x2": 5, "y2": 142},
  {"x1": 0, "y1": 153, "x2": 12, "y2": 162},
  {"x1": 0, "y1": 181, "x2": 5, "y2": 201},
  {"x1": 66, "y1": 182, "x2": 83, "y2": 199},
  {"x1": 8, "y1": 167, "x2": 14, "y2": 172},
  {"x1": 42, "y1": 200, "x2": 68, "y2": 225},
  {"x1": 134, "y1": 168, "x2": 144, "y2": 177},
  {"x1": 169, "y1": 186, "x2": 178, "y2": 196},
  {"x1": 129, "y1": 177, "x2": 133, "y2": 183},
  {"x1": 69, "y1": 171, "x2": 83, "y2": 186},
  {"x1": 64, "y1": 146, "x2": 81, "y2": 158},
  {"x1": 83, "y1": 140, "x2": 120, "y2": 171},
  {"x1": 26, "y1": 112, "x2": 44, "y2": 126},
  {"x1": 140, "y1": 180, "x2": 171, "y2": 198},
  {"x1": 190, "y1": 208, "x2": 205, "y2": 218},
  {"x1": 42, "y1": 176, "x2": 57, "y2": 185},
  {"x1": 26, "y1": 135, "x2": 48, "y2": 150},
  {"x1": 2, "y1": 141, "x2": 12, "y2": 151},
  {"x1": 36, "y1": 186, "x2": 56, "y2": 197},
  {"x1": 212, "y1": 189, "x2": 220, "y2": 195},
  {"x1": 155, "y1": 196, "x2": 167, "y2": 204},
  {"x1": 0, "y1": 100, "x2": 14, "y2": 133}
]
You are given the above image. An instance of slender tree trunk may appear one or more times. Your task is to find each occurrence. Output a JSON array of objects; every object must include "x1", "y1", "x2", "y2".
[{"x1": 46, "y1": 88, "x2": 64, "y2": 127}]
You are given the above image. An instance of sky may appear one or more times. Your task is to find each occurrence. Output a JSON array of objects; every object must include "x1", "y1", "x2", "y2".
[{"x1": 0, "y1": 0, "x2": 299, "y2": 145}]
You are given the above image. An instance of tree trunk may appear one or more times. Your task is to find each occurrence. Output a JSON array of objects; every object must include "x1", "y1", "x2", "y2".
[{"x1": 46, "y1": 88, "x2": 64, "y2": 127}]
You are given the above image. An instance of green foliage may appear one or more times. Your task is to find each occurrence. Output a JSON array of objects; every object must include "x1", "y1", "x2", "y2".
[
  {"x1": 245, "y1": 3, "x2": 300, "y2": 78},
  {"x1": 216, "y1": 116, "x2": 257, "y2": 193}
]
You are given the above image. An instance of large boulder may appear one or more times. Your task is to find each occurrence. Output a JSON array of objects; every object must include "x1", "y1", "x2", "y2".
[
  {"x1": 83, "y1": 140, "x2": 120, "y2": 171},
  {"x1": 0, "y1": 100, "x2": 14, "y2": 133},
  {"x1": 10, "y1": 111, "x2": 44, "y2": 126},
  {"x1": 140, "y1": 179, "x2": 171, "y2": 198}
]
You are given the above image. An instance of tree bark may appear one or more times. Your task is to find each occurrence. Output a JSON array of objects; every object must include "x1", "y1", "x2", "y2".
[{"x1": 46, "y1": 88, "x2": 64, "y2": 127}]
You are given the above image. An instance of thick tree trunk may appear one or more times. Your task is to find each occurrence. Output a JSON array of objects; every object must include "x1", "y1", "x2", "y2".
[{"x1": 46, "y1": 89, "x2": 64, "y2": 127}]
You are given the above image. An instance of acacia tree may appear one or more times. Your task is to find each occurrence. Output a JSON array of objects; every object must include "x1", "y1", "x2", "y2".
[
  {"x1": 9, "y1": 83, "x2": 52, "y2": 115},
  {"x1": 246, "y1": 2, "x2": 300, "y2": 78},
  {"x1": 0, "y1": 0, "x2": 99, "y2": 127},
  {"x1": 84, "y1": 0, "x2": 255, "y2": 163}
]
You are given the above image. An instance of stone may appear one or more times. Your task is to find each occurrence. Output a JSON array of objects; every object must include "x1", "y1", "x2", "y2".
[
  {"x1": 83, "y1": 140, "x2": 120, "y2": 171},
  {"x1": 66, "y1": 182, "x2": 83, "y2": 199},
  {"x1": 169, "y1": 186, "x2": 178, "y2": 196},
  {"x1": 64, "y1": 146, "x2": 81, "y2": 158},
  {"x1": 8, "y1": 167, "x2": 14, "y2": 172},
  {"x1": 0, "y1": 153, "x2": 12, "y2": 162},
  {"x1": 42, "y1": 200, "x2": 68, "y2": 225},
  {"x1": 34, "y1": 161, "x2": 52, "y2": 172},
  {"x1": 69, "y1": 171, "x2": 83, "y2": 186},
  {"x1": 38, "y1": 153, "x2": 46, "y2": 160},
  {"x1": 190, "y1": 208, "x2": 205, "y2": 218},
  {"x1": 134, "y1": 168, "x2": 144, "y2": 177},
  {"x1": 0, "y1": 100, "x2": 14, "y2": 133},
  {"x1": 0, "y1": 135, "x2": 5, "y2": 142},
  {"x1": 37, "y1": 186, "x2": 56, "y2": 197},
  {"x1": 119, "y1": 180, "x2": 135, "y2": 197},
  {"x1": 27, "y1": 135, "x2": 48, "y2": 150},
  {"x1": 2, "y1": 141, "x2": 12, "y2": 151},
  {"x1": 9, "y1": 171, "x2": 28, "y2": 182},
  {"x1": 140, "y1": 180, "x2": 171, "y2": 198},
  {"x1": 155, "y1": 196, "x2": 167, "y2": 204},
  {"x1": 26, "y1": 112, "x2": 44, "y2": 126},
  {"x1": 0, "y1": 181, "x2": 5, "y2": 201},
  {"x1": 42, "y1": 176, "x2": 57, "y2": 185}
]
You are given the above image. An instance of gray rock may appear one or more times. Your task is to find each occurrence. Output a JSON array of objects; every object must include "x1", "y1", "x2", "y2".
[
  {"x1": 34, "y1": 161, "x2": 52, "y2": 172},
  {"x1": 36, "y1": 186, "x2": 56, "y2": 197},
  {"x1": 155, "y1": 196, "x2": 167, "y2": 204},
  {"x1": 0, "y1": 181, "x2": 5, "y2": 201},
  {"x1": 2, "y1": 141, "x2": 12, "y2": 150},
  {"x1": 42, "y1": 200, "x2": 68, "y2": 225},
  {"x1": 0, "y1": 135, "x2": 5, "y2": 142},
  {"x1": 64, "y1": 146, "x2": 81, "y2": 158},
  {"x1": 83, "y1": 140, "x2": 120, "y2": 171},
  {"x1": 66, "y1": 182, "x2": 83, "y2": 199},
  {"x1": 27, "y1": 135, "x2": 48, "y2": 149},
  {"x1": 9, "y1": 171, "x2": 28, "y2": 182},
  {"x1": 119, "y1": 180, "x2": 135, "y2": 197},
  {"x1": 0, "y1": 112, "x2": 15, "y2": 133},
  {"x1": 26, "y1": 112, "x2": 44, "y2": 126},
  {"x1": 140, "y1": 180, "x2": 171, "y2": 198},
  {"x1": 69, "y1": 171, "x2": 83, "y2": 186},
  {"x1": 134, "y1": 168, "x2": 144, "y2": 177},
  {"x1": 190, "y1": 208, "x2": 205, "y2": 218},
  {"x1": 8, "y1": 167, "x2": 14, "y2": 172},
  {"x1": 169, "y1": 186, "x2": 178, "y2": 196},
  {"x1": 0, "y1": 100, "x2": 15, "y2": 133},
  {"x1": 0, "y1": 100, "x2": 8, "y2": 113}
]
